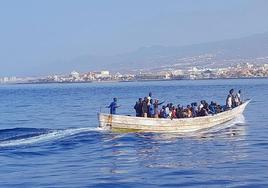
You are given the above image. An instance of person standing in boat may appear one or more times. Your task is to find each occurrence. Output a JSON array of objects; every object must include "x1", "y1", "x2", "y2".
[
  {"x1": 148, "y1": 99, "x2": 155, "y2": 118},
  {"x1": 142, "y1": 97, "x2": 149, "y2": 117},
  {"x1": 107, "y1": 98, "x2": 120, "y2": 114},
  {"x1": 226, "y1": 89, "x2": 234, "y2": 109},
  {"x1": 238, "y1": 90, "x2": 242, "y2": 103},
  {"x1": 134, "y1": 98, "x2": 143, "y2": 117},
  {"x1": 153, "y1": 99, "x2": 165, "y2": 118},
  {"x1": 234, "y1": 90, "x2": 242, "y2": 106},
  {"x1": 231, "y1": 89, "x2": 237, "y2": 107},
  {"x1": 147, "y1": 92, "x2": 152, "y2": 103}
]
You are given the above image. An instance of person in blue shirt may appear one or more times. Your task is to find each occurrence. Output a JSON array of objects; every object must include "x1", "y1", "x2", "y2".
[
  {"x1": 107, "y1": 98, "x2": 120, "y2": 114},
  {"x1": 148, "y1": 99, "x2": 155, "y2": 117},
  {"x1": 209, "y1": 101, "x2": 216, "y2": 114}
]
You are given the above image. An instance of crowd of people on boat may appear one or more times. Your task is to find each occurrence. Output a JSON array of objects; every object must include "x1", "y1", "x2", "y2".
[{"x1": 107, "y1": 89, "x2": 243, "y2": 118}]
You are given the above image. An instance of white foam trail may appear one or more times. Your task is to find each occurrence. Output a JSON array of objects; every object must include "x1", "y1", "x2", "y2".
[{"x1": 0, "y1": 127, "x2": 103, "y2": 147}]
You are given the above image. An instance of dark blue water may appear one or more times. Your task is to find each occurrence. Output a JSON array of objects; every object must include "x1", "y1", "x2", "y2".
[{"x1": 0, "y1": 79, "x2": 267, "y2": 187}]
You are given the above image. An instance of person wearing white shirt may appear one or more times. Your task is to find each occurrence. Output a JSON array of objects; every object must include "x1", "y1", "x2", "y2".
[{"x1": 234, "y1": 90, "x2": 242, "y2": 106}]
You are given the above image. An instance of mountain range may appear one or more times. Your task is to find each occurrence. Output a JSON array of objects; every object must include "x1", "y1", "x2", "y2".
[{"x1": 52, "y1": 32, "x2": 268, "y2": 74}]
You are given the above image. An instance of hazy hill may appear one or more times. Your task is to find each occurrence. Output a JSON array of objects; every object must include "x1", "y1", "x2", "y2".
[{"x1": 52, "y1": 32, "x2": 268, "y2": 73}]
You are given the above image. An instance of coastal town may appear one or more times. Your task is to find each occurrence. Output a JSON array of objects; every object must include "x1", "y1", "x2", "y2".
[{"x1": 1, "y1": 62, "x2": 268, "y2": 84}]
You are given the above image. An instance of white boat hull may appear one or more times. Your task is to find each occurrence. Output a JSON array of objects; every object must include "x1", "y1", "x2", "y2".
[{"x1": 98, "y1": 100, "x2": 250, "y2": 133}]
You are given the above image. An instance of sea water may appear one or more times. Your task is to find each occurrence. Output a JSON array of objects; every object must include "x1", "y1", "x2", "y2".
[{"x1": 0, "y1": 79, "x2": 267, "y2": 187}]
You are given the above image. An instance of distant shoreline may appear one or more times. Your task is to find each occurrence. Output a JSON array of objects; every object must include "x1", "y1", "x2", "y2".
[{"x1": 1, "y1": 76, "x2": 267, "y2": 85}]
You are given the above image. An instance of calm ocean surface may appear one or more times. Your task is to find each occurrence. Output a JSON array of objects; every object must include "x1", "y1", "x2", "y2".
[{"x1": 0, "y1": 79, "x2": 267, "y2": 187}]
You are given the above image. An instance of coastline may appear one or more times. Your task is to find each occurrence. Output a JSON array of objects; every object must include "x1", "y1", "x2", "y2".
[{"x1": 1, "y1": 76, "x2": 267, "y2": 85}]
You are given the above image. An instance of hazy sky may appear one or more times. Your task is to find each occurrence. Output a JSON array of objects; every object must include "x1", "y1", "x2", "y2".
[{"x1": 1, "y1": 0, "x2": 268, "y2": 76}]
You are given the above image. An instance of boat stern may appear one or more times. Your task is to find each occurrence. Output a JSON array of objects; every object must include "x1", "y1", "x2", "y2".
[{"x1": 98, "y1": 113, "x2": 112, "y2": 129}]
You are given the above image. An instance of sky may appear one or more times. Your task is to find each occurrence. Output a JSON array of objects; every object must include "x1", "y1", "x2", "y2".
[{"x1": 1, "y1": 0, "x2": 268, "y2": 76}]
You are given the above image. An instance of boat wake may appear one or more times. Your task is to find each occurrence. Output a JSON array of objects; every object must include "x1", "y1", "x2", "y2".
[
  {"x1": 0, "y1": 127, "x2": 104, "y2": 148},
  {"x1": 0, "y1": 115, "x2": 247, "y2": 148}
]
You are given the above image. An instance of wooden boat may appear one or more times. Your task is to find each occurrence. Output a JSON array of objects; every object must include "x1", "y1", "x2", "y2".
[{"x1": 98, "y1": 100, "x2": 250, "y2": 133}]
